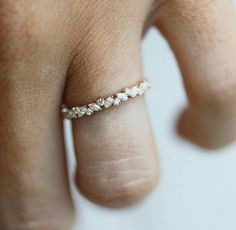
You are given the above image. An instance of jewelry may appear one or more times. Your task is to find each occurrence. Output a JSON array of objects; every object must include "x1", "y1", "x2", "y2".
[{"x1": 61, "y1": 80, "x2": 151, "y2": 119}]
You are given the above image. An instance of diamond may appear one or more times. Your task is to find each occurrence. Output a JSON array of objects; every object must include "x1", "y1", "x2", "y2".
[
  {"x1": 79, "y1": 107, "x2": 88, "y2": 116},
  {"x1": 72, "y1": 107, "x2": 86, "y2": 117},
  {"x1": 124, "y1": 88, "x2": 132, "y2": 97},
  {"x1": 130, "y1": 86, "x2": 139, "y2": 97},
  {"x1": 104, "y1": 97, "x2": 114, "y2": 108},
  {"x1": 85, "y1": 108, "x2": 93, "y2": 115},
  {"x1": 138, "y1": 87, "x2": 145, "y2": 95},
  {"x1": 66, "y1": 110, "x2": 75, "y2": 119},
  {"x1": 138, "y1": 81, "x2": 150, "y2": 95},
  {"x1": 61, "y1": 80, "x2": 151, "y2": 119},
  {"x1": 139, "y1": 81, "x2": 150, "y2": 90},
  {"x1": 116, "y1": 93, "x2": 128, "y2": 102},
  {"x1": 96, "y1": 98, "x2": 105, "y2": 107},
  {"x1": 88, "y1": 103, "x2": 101, "y2": 112},
  {"x1": 61, "y1": 107, "x2": 69, "y2": 115},
  {"x1": 72, "y1": 107, "x2": 79, "y2": 113},
  {"x1": 113, "y1": 98, "x2": 121, "y2": 106}
]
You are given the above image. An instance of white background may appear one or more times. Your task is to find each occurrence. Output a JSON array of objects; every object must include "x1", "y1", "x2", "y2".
[{"x1": 65, "y1": 3, "x2": 236, "y2": 229}]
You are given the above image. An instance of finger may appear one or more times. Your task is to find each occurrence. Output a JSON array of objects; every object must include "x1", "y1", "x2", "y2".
[
  {"x1": 156, "y1": 0, "x2": 236, "y2": 148},
  {"x1": 64, "y1": 1, "x2": 159, "y2": 207},
  {"x1": 0, "y1": 2, "x2": 74, "y2": 228}
]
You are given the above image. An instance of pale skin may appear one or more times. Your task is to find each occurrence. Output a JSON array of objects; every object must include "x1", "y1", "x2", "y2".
[{"x1": 0, "y1": 0, "x2": 236, "y2": 229}]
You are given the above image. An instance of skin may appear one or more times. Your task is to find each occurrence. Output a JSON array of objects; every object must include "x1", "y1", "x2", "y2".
[{"x1": 0, "y1": 0, "x2": 236, "y2": 229}]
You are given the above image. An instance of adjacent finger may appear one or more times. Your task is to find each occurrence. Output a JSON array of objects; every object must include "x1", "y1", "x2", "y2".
[
  {"x1": 156, "y1": 0, "x2": 236, "y2": 148},
  {"x1": 0, "y1": 2, "x2": 74, "y2": 228}
]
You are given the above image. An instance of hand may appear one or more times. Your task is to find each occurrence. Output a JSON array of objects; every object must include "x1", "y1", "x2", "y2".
[{"x1": 0, "y1": 0, "x2": 236, "y2": 229}]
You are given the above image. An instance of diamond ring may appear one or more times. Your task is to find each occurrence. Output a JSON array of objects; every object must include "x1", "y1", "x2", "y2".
[{"x1": 61, "y1": 80, "x2": 151, "y2": 119}]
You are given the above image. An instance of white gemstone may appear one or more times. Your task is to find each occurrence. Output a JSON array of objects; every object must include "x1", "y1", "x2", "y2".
[
  {"x1": 116, "y1": 93, "x2": 128, "y2": 102},
  {"x1": 85, "y1": 108, "x2": 93, "y2": 115},
  {"x1": 65, "y1": 110, "x2": 75, "y2": 119},
  {"x1": 61, "y1": 109, "x2": 68, "y2": 118},
  {"x1": 72, "y1": 107, "x2": 86, "y2": 117},
  {"x1": 138, "y1": 87, "x2": 145, "y2": 95},
  {"x1": 61, "y1": 107, "x2": 69, "y2": 114},
  {"x1": 80, "y1": 107, "x2": 87, "y2": 114},
  {"x1": 139, "y1": 81, "x2": 151, "y2": 91},
  {"x1": 113, "y1": 98, "x2": 121, "y2": 106},
  {"x1": 72, "y1": 107, "x2": 79, "y2": 113},
  {"x1": 104, "y1": 97, "x2": 114, "y2": 108},
  {"x1": 88, "y1": 103, "x2": 101, "y2": 112},
  {"x1": 125, "y1": 88, "x2": 132, "y2": 97},
  {"x1": 130, "y1": 86, "x2": 139, "y2": 97},
  {"x1": 96, "y1": 98, "x2": 105, "y2": 107}
]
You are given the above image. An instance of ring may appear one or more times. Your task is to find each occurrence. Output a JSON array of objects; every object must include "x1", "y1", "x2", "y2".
[{"x1": 61, "y1": 80, "x2": 151, "y2": 119}]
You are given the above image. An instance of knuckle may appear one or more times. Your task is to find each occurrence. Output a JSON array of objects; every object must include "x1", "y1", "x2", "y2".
[
  {"x1": 1, "y1": 2, "x2": 35, "y2": 43},
  {"x1": 0, "y1": 1, "x2": 63, "y2": 63}
]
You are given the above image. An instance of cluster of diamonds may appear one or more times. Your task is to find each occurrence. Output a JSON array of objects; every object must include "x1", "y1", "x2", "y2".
[{"x1": 61, "y1": 80, "x2": 151, "y2": 119}]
